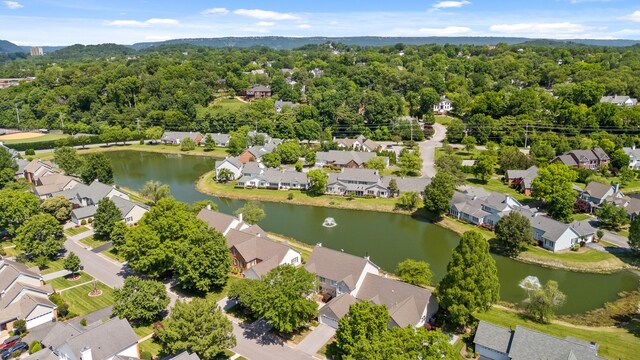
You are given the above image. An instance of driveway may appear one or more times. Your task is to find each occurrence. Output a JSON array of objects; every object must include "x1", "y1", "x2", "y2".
[
  {"x1": 601, "y1": 231, "x2": 631, "y2": 250},
  {"x1": 419, "y1": 122, "x2": 447, "y2": 178},
  {"x1": 296, "y1": 323, "x2": 335, "y2": 356},
  {"x1": 231, "y1": 320, "x2": 316, "y2": 360}
]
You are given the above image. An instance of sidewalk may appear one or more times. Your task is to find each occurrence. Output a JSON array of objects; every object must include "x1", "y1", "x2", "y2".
[{"x1": 42, "y1": 269, "x2": 71, "y2": 281}]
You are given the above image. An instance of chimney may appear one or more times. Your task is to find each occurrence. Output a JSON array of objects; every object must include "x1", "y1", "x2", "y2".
[
  {"x1": 206, "y1": 204, "x2": 211, "y2": 211},
  {"x1": 238, "y1": 213, "x2": 243, "y2": 223},
  {"x1": 81, "y1": 347, "x2": 92, "y2": 360}
]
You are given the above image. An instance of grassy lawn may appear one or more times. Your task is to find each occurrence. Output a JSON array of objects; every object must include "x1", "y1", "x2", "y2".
[
  {"x1": 437, "y1": 216, "x2": 495, "y2": 240},
  {"x1": 268, "y1": 232, "x2": 314, "y2": 262},
  {"x1": 102, "y1": 247, "x2": 126, "y2": 262},
  {"x1": 139, "y1": 338, "x2": 163, "y2": 358},
  {"x1": 468, "y1": 177, "x2": 531, "y2": 203},
  {"x1": 47, "y1": 272, "x2": 93, "y2": 291},
  {"x1": 33, "y1": 143, "x2": 227, "y2": 161},
  {"x1": 205, "y1": 276, "x2": 244, "y2": 303},
  {"x1": 0, "y1": 133, "x2": 69, "y2": 144},
  {"x1": 26, "y1": 257, "x2": 66, "y2": 274},
  {"x1": 518, "y1": 244, "x2": 628, "y2": 272},
  {"x1": 133, "y1": 323, "x2": 155, "y2": 338},
  {"x1": 209, "y1": 97, "x2": 249, "y2": 111},
  {"x1": 476, "y1": 307, "x2": 640, "y2": 360},
  {"x1": 60, "y1": 281, "x2": 114, "y2": 316},
  {"x1": 572, "y1": 213, "x2": 594, "y2": 222},
  {"x1": 64, "y1": 226, "x2": 90, "y2": 236},
  {"x1": 197, "y1": 171, "x2": 410, "y2": 214},
  {"x1": 0, "y1": 244, "x2": 20, "y2": 257},
  {"x1": 79, "y1": 235, "x2": 109, "y2": 249}
]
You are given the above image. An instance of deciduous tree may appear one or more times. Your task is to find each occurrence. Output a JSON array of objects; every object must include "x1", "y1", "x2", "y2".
[
  {"x1": 473, "y1": 152, "x2": 496, "y2": 182},
  {"x1": 110, "y1": 221, "x2": 128, "y2": 250},
  {"x1": 40, "y1": 195, "x2": 72, "y2": 222},
  {"x1": 81, "y1": 153, "x2": 113, "y2": 184},
  {"x1": 261, "y1": 152, "x2": 281, "y2": 168},
  {"x1": 174, "y1": 228, "x2": 230, "y2": 292},
  {"x1": 335, "y1": 301, "x2": 390, "y2": 358},
  {"x1": 628, "y1": 217, "x2": 640, "y2": 253},
  {"x1": 396, "y1": 258, "x2": 432, "y2": 286},
  {"x1": 140, "y1": 180, "x2": 171, "y2": 205},
  {"x1": 0, "y1": 189, "x2": 40, "y2": 236},
  {"x1": 113, "y1": 276, "x2": 169, "y2": 323},
  {"x1": 156, "y1": 298, "x2": 235, "y2": 360},
  {"x1": 532, "y1": 163, "x2": 577, "y2": 223},
  {"x1": 523, "y1": 279, "x2": 566, "y2": 323},
  {"x1": 495, "y1": 211, "x2": 533, "y2": 256},
  {"x1": 364, "y1": 156, "x2": 387, "y2": 172},
  {"x1": 14, "y1": 213, "x2": 64, "y2": 258},
  {"x1": 438, "y1": 230, "x2": 500, "y2": 328},
  {"x1": 54, "y1": 146, "x2": 84, "y2": 175},
  {"x1": 145, "y1": 126, "x2": 163, "y2": 143},
  {"x1": 277, "y1": 141, "x2": 302, "y2": 164},
  {"x1": 307, "y1": 169, "x2": 327, "y2": 196},
  {"x1": 398, "y1": 150, "x2": 421, "y2": 176},
  {"x1": 596, "y1": 202, "x2": 629, "y2": 230},
  {"x1": 234, "y1": 201, "x2": 265, "y2": 225},
  {"x1": 93, "y1": 197, "x2": 122, "y2": 238},
  {"x1": 423, "y1": 172, "x2": 456, "y2": 218},
  {"x1": 63, "y1": 252, "x2": 81, "y2": 277}
]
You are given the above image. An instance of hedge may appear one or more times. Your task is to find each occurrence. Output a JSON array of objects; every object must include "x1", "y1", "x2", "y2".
[{"x1": 5, "y1": 134, "x2": 143, "y2": 151}]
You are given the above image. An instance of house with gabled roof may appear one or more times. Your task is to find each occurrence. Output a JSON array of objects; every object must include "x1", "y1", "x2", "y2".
[
  {"x1": 334, "y1": 135, "x2": 380, "y2": 152},
  {"x1": 238, "y1": 143, "x2": 278, "y2": 164},
  {"x1": 214, "y1": 157, "x2": 244, "y2": 181},
  {"x1": 243, "y1": 85, "x2": 272, "y2": 99},
  {"x1": 70, "y1": 196, "x2": 148, "y2": 225},
  {"x1": 600, "y1": 95, "x2": 638, "y2": 107},
  {"x1": 274, "y1": 100, "x2": 299, "y2": 113},
  {"x1": 326, "y1": 168, "x2": 390, "y2": 198},
  {"x1": 237, "y1": 168, "x2": 309, "y2": 190},
  {"x1": 28, "y1": 318, "x2": 139, "y2": 360},
  {"x1": 33, "y1": 173, "x2": 83, "y2": 199},
  {"x1": 53, "y1": 179, "x2": 129, "y2": 208},
  {"x1": 623, "y1": 145, "x2": 640, "y2": 170},
  {"x1": 304, "y1": 244, "x2": 379, "y2": 299},
  {"x1": 23, "y1": 159, "x2": 55, "y2": 183},
  {"x1": 474, "y1": 320, "x2": 605, "y2": 360},
  {"x1": 433, "y1": 96, "x2": 453, "y2": 113},
  {"x1": 505, "y1": 165, "x2": 538, "y2": 196},
  {"x1": 196, "y1": 207, "x2": 250, "y2": 236},
  {"x1": 580, "y1": 182, "x2": 623, "y2": 211},
  {"x1": 603, "y1": 194, "x2": 640, "y2": 221},
  {"x1": 316, "y1": 150, "x2": 384, "y2": 169},
  {"x1": 160, "y1": 131, "x2": 203, "y2": 145},
  {"x1": 449, "y1": 189, "x2": 523, "y2": 228},
  {"x1": 0, "y1": 259, "x2": 56, "y2": 334},
  {"x1": 200, "y1": 133, "x2": 230, "y2": 147},
  {"x1": 516, "y1": 207, "x2": 595, "y2": 252},
  {"x1": 552, "y1": 148, "x2": 610, "y2": 170}
]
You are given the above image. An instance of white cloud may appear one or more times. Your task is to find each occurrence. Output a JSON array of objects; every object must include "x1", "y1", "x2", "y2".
[
  {"x1": 107, "y1": 18, "x2": 179, "y2": 27},
  {"x1": 432, "y1": 1, "x2": 470, "y2": 9},
  {"x1": 297, "y1": 24, "x2": 312, "y2": 29},
  {"x1": 234, "y1": 9, "x2": 300, "y2": 21},
  {"x1": 621, "y1": 10, "x2": 640, "y2": 23},
  {"x1": 489, "y1": 22, "x2": 592, "y2": 35},
  {"x1": 3, "y1": 1, "x2": 23, "y2": 9},
  {"x1": 256, "y1": 21, "x2": 275, "y2": 27},
  {"x1": 418, "y1": 26, "x2": 471, "y2": 35},
  {"x1": 201, "y1": 7, "x2": 229, "y2": 15}
]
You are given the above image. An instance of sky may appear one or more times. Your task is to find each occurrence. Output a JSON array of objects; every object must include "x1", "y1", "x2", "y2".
[{"x1": 1, "y1": 0, "x2": 640, "y2": 46}]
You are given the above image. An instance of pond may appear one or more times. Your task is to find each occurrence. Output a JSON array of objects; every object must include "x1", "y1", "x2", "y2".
[{"x1": 106, "y1": 150, "x2": 639, "y2": 314}]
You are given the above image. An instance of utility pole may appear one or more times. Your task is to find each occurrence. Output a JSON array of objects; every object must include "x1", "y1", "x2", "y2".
[{"x1": 524, "y1": 123, "x2": 529, "y2": 148}]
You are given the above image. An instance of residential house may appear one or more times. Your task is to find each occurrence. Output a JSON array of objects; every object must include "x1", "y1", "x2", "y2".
[
  {"x1": 53, "y1": 179, "x2": 129, "y2": 208},
  {"x1": 603, "y1": 195, "x2": 640, "y2": 220},
  {"x1": 237, "y1": 168, "x2": 309, "y2": 190},
  {"x1": 335, "y1": 135, "x2": 380, "y2": 152},
  {"x1": 200, "y1": 133, "x2": 230, "y2": 147},
  {"x1": 238, "y1": 143, "x2": 278, "y2": 163},
  {"x1": 33, "y1": 173, "x2": 82, "y2": 199},
  {"x1": 71, "y1": 196, "x2": 149, "y2": 225},
  {"x1": 304, "y1": 244, "x2": 379, "y2": 298},
  {"x1": 600, "y1": 95, "x2": 638, "y2": 107},
  {"x1": 28, "y1": 318, "x2": 139, "y2": 360},
  {"x1": 326, "y1": 168, "x2": 390, "y2": 198},
  {"x1": 197, "y1": 208, "x2": 301, "y2": 279},
  {"x1": 433, "y1": 96, "x2": 453, "y2": 113},
  {"x1": 243, "y1": 85, "x2": 272, "y2": 99},
  {"x1": 315, "y1": 150, "x2": 384, "y2": 169},
  {"x1": 214, "y1": 157, "x2": 244, "y2": 180},
  {"x1": 449, "y1": 189, "x2": 523, "y2": 228},
  {"x1": 516, "y1": 207, "x2": 595, "y2": 252},
  {"x1": 623, "y1": 145, "x2": 640, "y2": 170},
  {"x1": 505, "y1": 165, "x2": 538, "y2": 196},
  {"x1": 580, "y1": 182, "x2": 623, "y2": 211},
  {"x1": 474, "y1": 320, "x2": 604, "y2": 360},
  {"x1": 247, "y1": 131, "x2": 274, "y2": 145},
  {"x1": 23, "y1": 159, "x2": 55, "y2": 183},
  {"x1": 310, "y1": 68, "x2": 324, "y2": 78},
  {"x1": 0, "y1": 141, "x2": 17, "y2": 159},
  {"x1": 552, "y1": 148, "x2": 610, "y2": 170},
  {"x1": 319, "y1": 273, "x2": 439, "y2": 329},
  {"x1": 167, "y1": 352, "x2": 201, "y2": 360},
  {"x1": 281, "y1": 68, "x2": 294, "y2": 76},
  {"x1": 0, "y1": 259, "x2": 56, "y2": 335},
  {"x1": 160, "y1": 131, "x2": 203, "y2": 145},
  {"x1": 14, "y1": 158, "x2": 29, "y2": 179},
  {"x1": 274, "y1": 100, "x2": 299, "y2": 113}
]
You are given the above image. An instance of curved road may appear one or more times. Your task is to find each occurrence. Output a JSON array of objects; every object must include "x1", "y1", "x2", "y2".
[{"x1": 419, "y1": 122, "x2": 447, "y2": 178}]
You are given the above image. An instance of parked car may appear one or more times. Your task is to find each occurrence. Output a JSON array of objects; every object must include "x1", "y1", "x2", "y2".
[
  {"x1": 1, "y1": 342, "x2": 28, "y2": 360},
  {"x1": 0, "y1": 336, "x2": 19, "y2": 351}
]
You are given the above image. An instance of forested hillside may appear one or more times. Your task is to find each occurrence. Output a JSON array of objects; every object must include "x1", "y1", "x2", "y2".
[{"x1": 1, "y1": 42, "x2": 640, "y2": 149}]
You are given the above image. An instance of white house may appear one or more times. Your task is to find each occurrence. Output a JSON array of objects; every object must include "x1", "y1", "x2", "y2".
[
  {"x1": 600, "y1": 95, "x2": 638, "y2": 107},
  {"x1": 70, "y1": 196, "x2": 148, "y2": 225},
  {"x1": 516, "y1": 208, "x2": 595, "y2": 252},
  {"x1": 623, "y1": 145, "x2": 640, "y2": 170},
  {"x1": 215, "y1": 157, "x2": 244, "y2": 180},
  {"x1": 433, "y1": 96, "x2": 453, "y2": 113},
  {"x1": 200, "y1": 133, "x2": 231, "y2": 147}
]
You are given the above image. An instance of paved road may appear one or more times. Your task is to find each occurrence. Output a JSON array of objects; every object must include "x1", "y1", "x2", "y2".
[
  {"x1": 296, "y1": 323, "x2": 335, "y2": 356},
  {"x1": 21, "y1": 140, "x2": 140, "y2": 155},
  {"x1": 602, "y1": 230, "x2": 630, "y2": 249},
  {"x1": 65, "y1": 230, "x2": 126, "y2": 288},
  {"x1": 419, "y1": 122, "x2": 447, "y2": 178}
]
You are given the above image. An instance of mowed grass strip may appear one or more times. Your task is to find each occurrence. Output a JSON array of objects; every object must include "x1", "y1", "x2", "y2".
[
  {"x1": 79, "y1": 236, "x2": 108, "y2": 249},
  {"x1": 102, "y1": 248, "x2": 126, "y2": 263},
  {"x1": 64, "y1": 226, "x2": 90, "y2": 236},
  {"x1": 476, "y1": 307, "x2": 639, "y2": 360},
  {"x1": 47, "y1": 272, "x2": 93, "y2": 291},
  {"x1": 60, "y1": 281, "x2": 114, "y2": 316}
]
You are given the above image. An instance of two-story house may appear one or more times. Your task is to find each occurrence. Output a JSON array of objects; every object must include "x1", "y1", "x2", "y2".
[
  {"x1": 449, "y1": 188, "x2": 523, "y2": 228},
  {"x1": 580, "y1": 182, "x2": 623, "y2": 211},
  {"x1": 623, "y1": 145, "x2": 640, "y2": 170},
  {"x1": 433, "y1": 96, "x2": 453, "y2": 113},
  {"x1": 326, "y1": 168, "x2": 390, "y2": 198},
  {"x1": 552, "y1": 148, "x2": 610, "y2": 170}
]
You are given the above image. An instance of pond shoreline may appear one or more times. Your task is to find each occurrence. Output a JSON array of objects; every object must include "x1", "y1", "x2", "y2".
[{"x1": 196, "y1": 170, "x2": 635, "y2": 275}]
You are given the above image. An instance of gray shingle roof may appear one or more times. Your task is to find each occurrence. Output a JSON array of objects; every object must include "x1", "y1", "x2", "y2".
[
  {"x1": 582, "y1": 181, "x2": 613, "y2": 200},
  {"x1": 261, "y1": 168, "x2": 308, "y2": 185},
  {"x1": 215, "y1": 157, "x2": 243, "y2": 170},
  {"x1": 197, "y1": 208, "x2": 238, "y2": 234},
  {"x1": 474, "y1": 320, "x2": 513, "y2": 354},
  {"x1": 515, "y1": 208, "x2": 577, "y2": 243},
  {"x1": 305, "y1": 245, "x2": 378, "y2": 292},
  {"x1": 316, "y1": 150, "x2": 379, "y2": 167},
  {"x1": 319, "y1": 293, "x2": 358, "y2": 321},
  {"x1": 111, "y1": 196, "x2": 148, "y2": 217},
  {"x1": 201, "y1": 133, "x2": 230, "y2": 145},
  {"x1": 162, "y1": 131, "x2": 202, "y2": 142},
  {"x1": 62, "y1": 318, "x2": 138, "y2": 360},
  {"x1": 71, "y1": 205, "x2": 97, "y2": 220},
  {"x1": 381, "y1": 176, "x2": 431, "y2": 194},
  {"x1": 166, "y1": 351, "x2": 201, "y2": 360},
  {"x1": 509, "y1": 325, "x2": 604, "y2": 360}
]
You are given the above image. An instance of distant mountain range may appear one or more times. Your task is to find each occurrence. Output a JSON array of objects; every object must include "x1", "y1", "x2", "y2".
[{"x1": 1, "y1": 36, "x2": 639, "y2": 55}]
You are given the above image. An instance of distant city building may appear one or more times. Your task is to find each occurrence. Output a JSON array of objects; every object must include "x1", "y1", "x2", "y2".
[{"x1": 29, "y1": 47, "x2": 44, "y2": 56}]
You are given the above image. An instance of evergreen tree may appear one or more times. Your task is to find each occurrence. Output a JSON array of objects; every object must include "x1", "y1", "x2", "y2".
[{"x1": 438, "y1": 230, "x2": 500, "y2": 328}]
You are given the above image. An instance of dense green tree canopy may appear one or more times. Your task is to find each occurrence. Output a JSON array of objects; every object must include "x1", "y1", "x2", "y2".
[
  {"x1": 14, "y1": 213, "x2": 64, "y2": 258},
  {"x1": 438, "y1": 230, "x2": 500, "y2": 328},
  {"x1": 495, "y1": 211, "x2": 533, "y2": 256},
  {"x1": 81, "y1": 153, "x2": 113, "y2": 184},
  {"x1": 532, "y1": 163, "x2": 578, "y2": 223},
  {"x1": 140, "y1": 180, "x2": 171, "y2": 205},
  {"x1": 93, "y1": 197, "x2": 122, "y2": 238},
  {"x1": 113, "y1": 276, "x2": 169, "y2": 323},
  {"x1": 396, "y1": 258, "x2": 433, "y2": 286},
  {"x1": 234, "y1": 201, "x2": 265, "y2": 225},
  {"x1": 0, "y1": 189, "x2": 40, "y2": 236},
  {"x1": 307, "y1": 169, "x2": 328, "y2": 196},
  {"x1": 54, "y1": 146, "x2": 84, "y2": 175},
  {"x1": 423, "y1": 172, "x2": 456, "y2": 217},
  {"x1": 63, "y1": 252, "x2": 81, "y2": 276},
  {"x1": 41, "y1": 195, "x2": 72, "y2": 222}
]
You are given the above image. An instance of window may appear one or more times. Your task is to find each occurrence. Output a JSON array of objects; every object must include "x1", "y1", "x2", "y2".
[
  {"x1": 290, "y1": 257, "x2": 299, "y2": 265},
  {"x1": 330, "y1": 280, "x2": 337, "y2": 286}
]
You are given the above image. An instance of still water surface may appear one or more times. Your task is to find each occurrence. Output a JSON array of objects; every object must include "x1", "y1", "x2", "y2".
[{"x1": 106, "y1": 151, "x2": 639, "y2": 314}]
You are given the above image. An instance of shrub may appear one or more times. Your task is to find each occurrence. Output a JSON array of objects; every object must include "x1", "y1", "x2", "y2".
[
  {"x1": 13, "y1": 319, "x2": 26, "y2": 334},
  {"x1": 287, "y1": 193, "x2": 294, "y2": 200},
  {"x1": 80, "y1": 219, "x2": 87, "y2": 225},
  {"x1": 29, "y1": 341, "x2": 41, "y2": 354},
  {"x1": 80, "y1": 318, "x2": 87, "y2": 326},
  {"x1": 139, "y1": 139, "x2": 144, "y2": 145},
  {"x1": 88, "y1": 218, "x2": 93, "y2": 223},
  {"x1": 25, "y1": 149, "x2": 35, "y2": 155},
  {"x1": 141, "y1": 351, "x2": 152, "y2": 360},
  {"x1": 570, "y1": 244, "x2": 580, "y2": 251}
]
